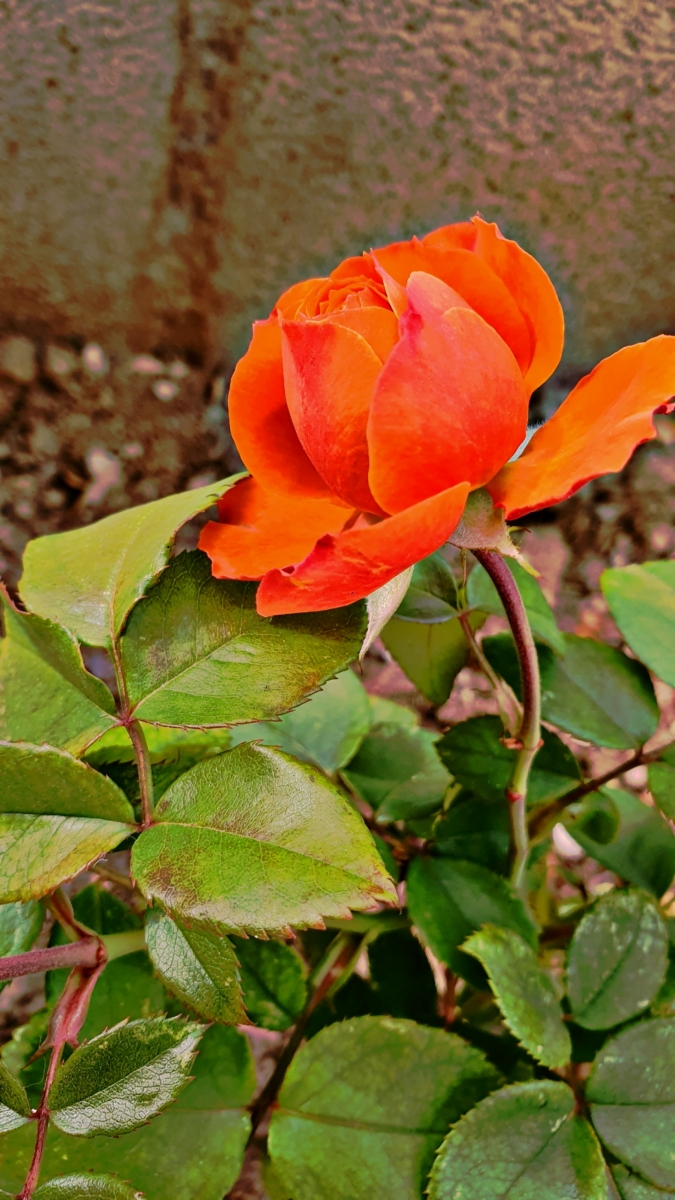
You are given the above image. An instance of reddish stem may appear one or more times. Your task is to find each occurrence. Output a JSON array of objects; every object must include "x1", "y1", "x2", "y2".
[
  {"x1": 0, "y1": 938, "x2": 104, "y2": 982},
  {"x1": 18, "y1": 1045, "x2": 63, "y2": 1200}
]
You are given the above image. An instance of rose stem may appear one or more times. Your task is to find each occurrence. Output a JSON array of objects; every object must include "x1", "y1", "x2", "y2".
[{"x1": 472, "y1": 549, "x2": 541, "y2": 897}]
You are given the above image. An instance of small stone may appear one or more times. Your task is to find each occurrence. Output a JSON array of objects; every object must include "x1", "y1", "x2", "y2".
[
  {"x1": 0, "y1": 336, "x2": 36, "y2": 384},
  {"x1": 187, "y1": 470, "x2": 217, "y2": 490},
  {"x1": 82, "y1": 446, "x2": 121, "y2": 505},
  {"x1": 97, "y1": 385, "x2": 115, "y2": 409},
  {"x1": 131, "y1": 354, "x2": 163, "y2": 375},
  {"x1": 43, "y1": 488, "x2": 65, "y2": 509},
  {"x1": 0, "y1": 443, "x2": 10, "y2": 459},
  {"x1": 121, "y1": 441, "x2": 143, "y2": 459},
  {"x1": 211, "y1": 376, "x2": 226, "y2": 403},
  {"x1": 14, "y1": 499, "x2": 34, "y2": 520},
  {"x1": 45, "y1": 344, "x2": 77, "y2": 378},
  {"x1": 82, "y1": 342, "x2": 108, "y2": 376},
  {"x1": 168, "y1": 360, "x2": 189, "y2": 379},
  {"x1": 152, "y1": 379, "x2": 179, "y2": 402}
]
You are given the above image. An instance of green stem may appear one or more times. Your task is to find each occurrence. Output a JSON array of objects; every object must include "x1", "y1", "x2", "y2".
[
  {"x1": 128, "y1": 719, "x2": 154, "y2": 826},
  {"x1": 102, "y1": 929, "x2": 146, "y2": 961},
  {"x1": 472, "y1": 550, "x2": 541, "y2": 898}
]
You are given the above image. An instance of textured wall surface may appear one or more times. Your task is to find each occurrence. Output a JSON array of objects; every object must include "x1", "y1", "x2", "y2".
[{"x1": 1, "y1": 0, "x2": 675, "y2": 369}]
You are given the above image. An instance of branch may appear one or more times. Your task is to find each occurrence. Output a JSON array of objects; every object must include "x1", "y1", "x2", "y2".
[
  {"x1": 528, "y1": 742, "x2": 674, "y2": 840},
  {"x1": 472, "y1": 550, "x2": 541, "y2": 896},
  {"x1": 247, "y1": 931, "x2": 362, "y2": 1140}
]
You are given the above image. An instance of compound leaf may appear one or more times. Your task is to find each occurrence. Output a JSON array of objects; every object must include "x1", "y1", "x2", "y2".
[
  {"x1": 0, "y1": 591, "x2": 117, "y2": 755},
  {"x1": 0, "y1": 743, "x2": 134, "y2": 902},
  {"x1": 145, "y1": 909, "x2": 245, "y2": 1025},
  {"x1": 33, "y1": 1176, "x2": 141, "y2": 1200},
  {"x1": 232, "y1": 936, "x2": 307, "y2": 1031},
  {"x1": 132, "y1": 743, "x2": 395, "y2": 938},
  {"x1": 268, "y1": 1015, "x2": 500, "y2": 1200},
  {"x1": 462, "y1": 925, "x2": 571, "y2": 1068},
  {"x1": 19, "y1": 477, "x2": 239, "y2": 648},
  {"x1": 0, "y1": 1026, "x2": 255, "y2": 1200},
  {"x1": 588, "y1": 1018, "x2": 675, "y2": 1188},
  {"x1": 406, "y1": 857, "x2": 536, "y2": 986},
  {"x1": 602, "y1": 562, "x2": 675, "y2": 687},
  {"x1": 49, "y1": 1017, "x2": 203, "y2": 1137},
  {"x1": 118, "y1": 551, "x2": 366, "y2": 727},
  {"x1": 567, "y1": 889, "x2": 668, "y2": 1030},
  {"x1": 429, "y1": 1080, "x2": 606, "y2": 1200}
]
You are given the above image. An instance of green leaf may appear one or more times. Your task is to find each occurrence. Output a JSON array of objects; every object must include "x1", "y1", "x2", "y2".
[
  {"x1": 462, "y1": 925, "x2": 571, "y2": 1068},
  {"x1": 467, "y1": 558, "x2": 566, "y2": 655},
  {"x1": 19, "y1": 477, "x2": 239, "y2": 648},
  {"x1": 567, "y1": 889, "x2": 669, "y2": 1030},
  {"x1": 341, "y1": 722, "x2": 450, "y2": 822},
  {"x1": 406, "y1": 857, "x2": 536, "y2": 986},
  {"x1": 49, "y1": 1017, "x2": 203, "y2": 1137},
  {"x1": 268, "y1": 1015, "x2": 500, "y2": 1200},
  {"x1": 429, "y1": 1080, "x2": 607, "y2": 1200},
  {"x1": 437, "y1": 716, "x2": 580, "y2": 806},
  {"x1": 571, "y1": 789, "x2": 675, "y2": 897},
  {"x1": 232, "y1": 936, "x2": 307, "y2": 1031},
  {"x1": 588, "y1": 1018, "x2": 675, "y2": 1188},
  {"x1": 132, "y1": 743, "x2": 395, "y2": 938},
  {"x1": 367, "y1": 696, "x2": 419, "y2": 730},
  {"x1": 0, "y1": 743, "x2": 135, "y2": 902},
  {"x1": 118, "y1": 551, "x2": 366, "y2": 727},
  {"x1": 0, "y1": 900, "x2": 43, "y2": 958},
  {"x1": 0, "y1": 1025, "x2": 255, "y2": 1200},
  {"x1": 381, "y1": 611, "x2": 483, "y2": 707},
  {"x1": 433, "y1": 794, "x2": 510, "y2": 874},
  {"x1": 0, "y1": 591, "x2": 117, "y2": 755},
  {"x1": 231, "y1": 669, "x2": 372, "y2": 773},
  {"x1": 648, "y1": 762, "x2": 675, "y2": 821},
  {"x1": 612, "y1": 1164, "x2": 675, "y2": 1200},
  {"x1": 394, "y1": 553, "x2": 458, "y2": 622},
  {"x1": 602, "y1": 562, "x2": 675, "y2": 686},
  {"x1": 484, "y1": 633, "x2": 659, "y2": 750},
  {"x1": 0, "y1": 1059, "x2": 30, "y2": 1132},
  {"x1": 33, "y1": 1176, "x2": 142, "y2": 1200},
  {"x1": 145, "y1": 909, "x2": 245, "y2": 1024}
]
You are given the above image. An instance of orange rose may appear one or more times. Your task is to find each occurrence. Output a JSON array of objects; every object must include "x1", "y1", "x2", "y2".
[{"x1": 199, "y1": 216, "x2": 675, "y2": 615}]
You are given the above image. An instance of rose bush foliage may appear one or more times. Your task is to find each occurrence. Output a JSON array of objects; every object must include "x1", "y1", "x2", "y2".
[{"x1": 2, "y1": 219, "x2": 675, "y2": 1200}]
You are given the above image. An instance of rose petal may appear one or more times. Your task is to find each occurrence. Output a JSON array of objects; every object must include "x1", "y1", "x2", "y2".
[
  {"x1": 322, "y1": 306, "x2": 399, "y2": 364},
  {"x1": 228, "y1": 317, "x2": 331, "y2": 499},
  {"x1": 281, "y1": 317, "x2": 386, "y2": 514},
  {"x1": 198, "y1": 476, "x2": 352, "y2": 580},
  {"x1": 257, "y1": 481, "x2": 471, "y2": 615},
  {"x1": 367, "y1": 302, "x2": 528, "y2": 514},
  {"x1": 374, "y1": 232, "x2": 533, "y2": 378},
  {"x1": 487, "y1": 336, "x2": 675, "y2": 520},
  {"x1": 461, "y1": 217, "x2": 565, "y2": 394}
]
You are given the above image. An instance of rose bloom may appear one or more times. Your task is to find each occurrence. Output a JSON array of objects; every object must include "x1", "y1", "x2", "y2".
[{"x1": 200, "y1": 217, "x2": 675, "y2": 615}]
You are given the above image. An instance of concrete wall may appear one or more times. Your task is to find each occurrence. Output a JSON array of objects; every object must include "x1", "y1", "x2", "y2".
[{"x1": 1, "y1": 0, "x2": 674, "y2": 371}]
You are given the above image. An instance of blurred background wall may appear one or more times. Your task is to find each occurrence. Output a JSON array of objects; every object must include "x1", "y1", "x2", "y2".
[{"x1": 0, "y1": 0, "x2": 674, "y2": 610}]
